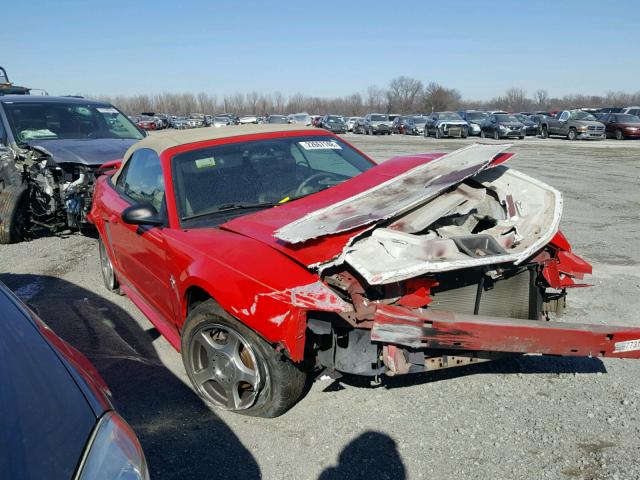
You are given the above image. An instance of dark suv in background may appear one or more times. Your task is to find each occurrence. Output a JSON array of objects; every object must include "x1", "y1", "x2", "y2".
[{"x1": 318, "y1": 114, "x2": 347, "y2": 133}]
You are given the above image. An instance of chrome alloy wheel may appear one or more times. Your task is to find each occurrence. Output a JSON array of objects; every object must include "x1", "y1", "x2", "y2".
[{"x1": 188, "y1": 323, "x2": 261, "y2": 410}]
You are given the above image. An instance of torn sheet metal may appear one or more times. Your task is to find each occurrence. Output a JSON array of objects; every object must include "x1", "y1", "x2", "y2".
[
  {"x1": 340, "y1": 166, "x2": 562, "y2": 285},
  {"x1": 275, "y1": 143, "x2": 513, "y2": 244}
]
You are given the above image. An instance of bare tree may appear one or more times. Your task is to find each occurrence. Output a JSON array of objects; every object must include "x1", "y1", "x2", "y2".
[
  {"x1": 534, "y1": 89, "x2": 549, "y2": 109},
  {"x1": 387, "y1": 76, "x2": 423, "y2": 113},
  {"x1": 423, "y1": 82, "x2": 461, "y2": 112},
  {"x1": 504, "y1": 88, "x2": 529, "y2": 112}
]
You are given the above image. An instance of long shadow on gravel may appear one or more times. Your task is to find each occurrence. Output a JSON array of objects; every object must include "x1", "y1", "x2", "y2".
[
  {"x1": 0, "y1": 273, "x2": 261, "y2": 480},
  {"x1": 331, "y1": 354, "x2": 606, "y2": 391}
]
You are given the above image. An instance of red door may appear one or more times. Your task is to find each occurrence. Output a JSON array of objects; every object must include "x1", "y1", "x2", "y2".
[{"x1": 105, "y1": 148, "x2": 177, "y2": 329}]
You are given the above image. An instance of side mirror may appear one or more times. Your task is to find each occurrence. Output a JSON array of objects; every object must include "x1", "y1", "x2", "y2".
[{"x1": 121, "y1": 203, "x2": 163, "y2": 226}]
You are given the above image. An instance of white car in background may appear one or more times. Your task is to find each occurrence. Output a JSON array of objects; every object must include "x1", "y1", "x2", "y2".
[
  {"x1": 346, "y1": 117, "x2": 361, "y2": 132},
  {"x1": 212, "y1": 116, "x2": 231, "y2": 128},
  {"x1": 289, "y1": 112, "x2": 312, "y2": 125}
]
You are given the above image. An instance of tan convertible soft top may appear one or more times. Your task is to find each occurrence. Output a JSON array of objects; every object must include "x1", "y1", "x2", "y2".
[
  {"x1": 113, "y1": 124, "x2": 319, "y2": 183},
  {"x1": 127, "y1": 124, "x2": 318, "y2": 156}
]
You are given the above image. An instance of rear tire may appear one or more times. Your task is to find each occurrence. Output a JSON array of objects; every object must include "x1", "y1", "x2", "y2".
[
  {"x1": 0, "y1": 185, "x2": 28, "y2": 244},
  {"x1": 182, "y1": 299, "x2": 307, "y2": 418},
  {"x1": 480, "y1": 130, "x2": 486, "y2": 138},
  {"x1": 98, "y1": 237, "x2": 121, "y2": 294},
  {"x1": 493, "y1": 129, "x2": 500, "y2": 140}
]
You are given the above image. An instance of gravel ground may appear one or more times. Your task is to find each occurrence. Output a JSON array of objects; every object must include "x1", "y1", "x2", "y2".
[{"x1": 2, "y1": 134, "x2": 640, "y2": 480}]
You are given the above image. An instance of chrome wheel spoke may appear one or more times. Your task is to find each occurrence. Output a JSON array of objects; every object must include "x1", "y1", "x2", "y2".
[
  {"x1": 192, "y1": 366, "x2": 215, "y2": 388},
  {"x1": 236, "y1": 365, "x2": 259, "y2": 387}
]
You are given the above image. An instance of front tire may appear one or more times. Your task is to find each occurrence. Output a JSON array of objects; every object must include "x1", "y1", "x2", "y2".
[
  {"x1": 615, "y1": 129, "x2": 624, "y2": 140},
  {"x1": 480, "y1": 130, "x2": 486, "y2": 138},
  {"x1": 181, "y1": 299, "x2": 306, "y2": 418},
  {"x1": 567, "y1": 128, "x2": 577, "y2": 140},
  {"x1": 0, "y1": 185, "x2": 28, "y2": 244},
  {"x1": 493, "y1": 129, "x2": 500, "y2": 140}
]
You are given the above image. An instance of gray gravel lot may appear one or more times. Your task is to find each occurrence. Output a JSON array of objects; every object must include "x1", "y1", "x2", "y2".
[{"x1": 2, "y1": 134, "x2": 640, "y2": 480}]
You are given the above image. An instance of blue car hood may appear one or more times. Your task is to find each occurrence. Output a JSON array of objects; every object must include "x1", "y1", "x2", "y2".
[{"x1": 26, "y1": 138, "x2": 138, "y2": 166}]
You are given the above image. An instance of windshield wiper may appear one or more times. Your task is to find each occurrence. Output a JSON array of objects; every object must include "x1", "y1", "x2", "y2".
[{"x1": 181, "y1": 202, "x2": 278, "y2": 221}]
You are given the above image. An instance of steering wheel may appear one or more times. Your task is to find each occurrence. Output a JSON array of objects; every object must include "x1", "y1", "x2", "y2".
[{"x1": 294, "y1": 172, "x2": 338, "y2": 197}]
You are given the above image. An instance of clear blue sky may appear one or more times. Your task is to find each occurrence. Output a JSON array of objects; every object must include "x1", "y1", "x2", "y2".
[{"x1": 2, "y1": 0, "x2": 638, "y2": 100}]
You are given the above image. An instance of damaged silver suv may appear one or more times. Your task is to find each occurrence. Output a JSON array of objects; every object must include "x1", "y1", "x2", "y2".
[{"x1": 0, "y1": 95, "x2": 144, "y2": 243}]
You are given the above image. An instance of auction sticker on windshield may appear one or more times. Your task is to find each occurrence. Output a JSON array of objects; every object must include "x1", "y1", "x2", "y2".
[
  {"x1": 96, "y1": 107, "x2": 119, "y2": 114},
  {"x1": 299, "y1": 141, "x2": 342, "y2": 150}
]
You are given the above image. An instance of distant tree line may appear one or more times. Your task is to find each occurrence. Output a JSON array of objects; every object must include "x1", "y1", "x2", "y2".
[{"x1": 93, "y1": 76, "x2": 640, "y2": 116}]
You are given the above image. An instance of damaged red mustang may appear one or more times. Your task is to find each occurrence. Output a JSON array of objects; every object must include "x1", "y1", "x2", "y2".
[{"x1": 90, "y1": 125, "x2": 640, "y2": 417}]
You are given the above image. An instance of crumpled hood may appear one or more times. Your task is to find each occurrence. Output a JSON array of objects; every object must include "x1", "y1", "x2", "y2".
[
  {"x1": 222, "y1": 144, "x2": 514, "y2": 270},
  {"x1": 27, "y1": 138, "x2": 138, "y2": 166}
]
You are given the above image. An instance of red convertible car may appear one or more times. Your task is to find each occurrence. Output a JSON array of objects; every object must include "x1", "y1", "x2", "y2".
[{"x1": 90, "y1": 125, "x2": 640, "y2": 417}]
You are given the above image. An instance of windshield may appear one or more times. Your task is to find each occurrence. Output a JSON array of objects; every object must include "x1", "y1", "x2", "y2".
[
  {"x1": 411, "y1": 116, "x2": 428, "y2": 124},
  {"x1": 515, "y1": 114, "x2": 530, "y2": 122},
  {"x1": 466, "y1": 112, "x2": 487, "y2": 122},
  {"x1": 214, "y1": 117, "x2": 228, "y2": 122},
  {"x1": 614, "y1": 114, "x2": 640, "y2": 123},
  {"x1": 495, "y1": 114, "x2": 520, "y2": 122},
  {"x1": 439, "y1": 112, "x2": 462, "y2": 121},
  {"x1": 569, "y1": 111, "x2": 597, "y2": 121},
  {"x1": 370, "y1": 114, "x2": 387, "y2": 121},
  {"x1": 3, "y1": 101, "x2": 144, "y2": 143},
  {"x1": 327, "y1": 116, "x2": 344, "y2": 123},
  {"x1": 172, "y1": 136, "x2": 374, "y2": 225}
]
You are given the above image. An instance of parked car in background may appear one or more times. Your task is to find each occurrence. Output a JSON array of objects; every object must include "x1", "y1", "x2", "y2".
[
  {"x1": 388, "y1": 114, "x2": 401, "y2": 124},
  {"x1": 212, "y1": 116, "x2": 232, "y2": 128},
  {"x1": 622, "y1": 106, "x2": 640, "y2": 116},
  {"x1": 345, "y1": 116, "x2": 361, "y2": 132},
  {"x1": 425, "y1": 112, "x2": 469, "y2": 138},
  {"x1": 403, "y1": 115, "x2": 428, "y2": 135},
  {"x1": 599, "y1": 113, "x2": 640, "y2": 139},
  {"x1": 514, "y1": 114, "x2": 538, "y2": 136},
  {"x1": 529, "y1": 113, "x2": 552, "y2": 132},
  {"x1": 0, "y1": 95, "x2": 145, "y2": 244},
  {"x1": 597, "y1": 107, "x2": 624, "y2": 114},
  {"x1": 364, "y1": 113, "x2": 391, "y2": 135},
  {"x1": 0, "y1": 280, "x2": 149, "y2": 479},
  {"x1": 352, "y1": 117, "x2": 367, "y2": 134},
  {"x1": 171, "y1": 116, "x2": 191, "y2": 129},
  {"x1": 310, "y1": 115, "x2": 322, "y2": 127},
  {"x1": 239, "y1": 115, "x2": 258, "y2": 124},
  {"x1": 540, "y1": 110, "x2": 605, "y2": 140},
  {"x1": 457, "y1": 111, "x2": 488, "y2": 136},
  {"x1": 289, "y1": 113, "x2": 312, "y2": 125},
  {"x1": 267, "y1": 114, "x2": 289, "y2": 124},
  {"x1": 136, "y1": 116, "x2": 157, "y2": 131},
  {"x1": 391, "y1": 115, "x2": 407, "y2": 134},
  {"x1": 318, "y1": 115, "x2": 347, "y2": 133},
  {"x1": 480, "y1": 113, "x2": 525, "y2": 139}
]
